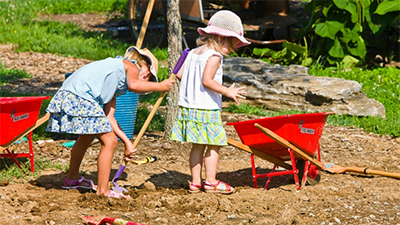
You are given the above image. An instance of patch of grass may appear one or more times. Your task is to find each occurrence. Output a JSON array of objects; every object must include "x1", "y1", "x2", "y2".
[
  {"x1": 0, "y1": 158, "x2": 68, "y2": 182},
  {"x1": 135, "y1": 106, "x2": 166, "y2": 133},
  {"x1": 309, "y1": 65, "x2": 400, "y2": 137},
  {"x1": 0, "y1": 63, "x2": 32, "y2": 85},
  {"x1": 0, "y1": 0, "x2": 129, "y2": 60},
  {"x1": 225, "y1": 103, "x2": 308, "y2": 118}
]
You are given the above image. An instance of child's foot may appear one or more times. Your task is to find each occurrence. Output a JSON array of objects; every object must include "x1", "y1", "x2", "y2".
[
  {"x1": 203, "y1": 180, "x2": 234, "y2": 194},
  {"x1": 62, "y1": 176, "x2": 97, "y2": 190},
  {"x1": 188, "y1": 181, "x2": 202, "y2": 193},
  {"x1": 106, "y1": 190, "x2": 132, "y2": 199}
]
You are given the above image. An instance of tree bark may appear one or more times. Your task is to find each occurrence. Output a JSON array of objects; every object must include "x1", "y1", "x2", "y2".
[{"x1": 164, "y1": 0, "x2": 182, "y2": 139}]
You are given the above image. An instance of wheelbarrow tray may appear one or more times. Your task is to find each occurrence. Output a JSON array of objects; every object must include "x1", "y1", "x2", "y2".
[
  {"x1": 0, "y1": 96, "x2": 50, "y2": 172},
  {"x1": 0, "y1": 96, "x2": 50, "y2": 146},
  {"x1": 227, "y1": 112, "x2": 329, "y2": 161},
  {"x1": 227, "y1": 112, "x2": 332, "y2": 190}
]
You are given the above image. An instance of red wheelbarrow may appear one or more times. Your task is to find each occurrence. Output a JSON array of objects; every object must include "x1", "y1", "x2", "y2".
[
  {"x1": 227, "y1": 112, "x2": 333, "y2": 190},
  {"x1": 0, "y1": 96, "x2": 50, "y2": 173}
]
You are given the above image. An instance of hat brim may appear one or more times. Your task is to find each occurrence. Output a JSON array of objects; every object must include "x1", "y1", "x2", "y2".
[
  {"x1": 125, "y1": 46, "x2": 159, "y2": 83},
  {"x1": 198, "y1": 27, "x2": 251, "y2": 47}
]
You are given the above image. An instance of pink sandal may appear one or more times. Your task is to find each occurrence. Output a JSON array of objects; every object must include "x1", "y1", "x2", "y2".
[
  {"x1": 62, "y1": 176, "x2": 96, "y2": 190},
  {"x1": 203, "y1": 180, "x2": 234, "y2": 194},
  {"x1": 106, "y1": 190, "x2": 132, "y2": 199},
  {"x1": 188, "y1": 181, "x2": 202, "y2": 193}
]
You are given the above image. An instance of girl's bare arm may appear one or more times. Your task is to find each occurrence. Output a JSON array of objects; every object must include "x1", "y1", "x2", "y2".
[{"x1": 202, "y1": 55, "x2": 246, "y2": 104}]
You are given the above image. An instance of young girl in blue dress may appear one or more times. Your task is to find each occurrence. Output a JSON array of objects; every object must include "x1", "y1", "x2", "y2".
[
  {"x1": 46, "y1": 46, "x2": 175, "y2": 199},
  {"x1": 170, "y1": 10, "x2": 250, "y2": 194}
]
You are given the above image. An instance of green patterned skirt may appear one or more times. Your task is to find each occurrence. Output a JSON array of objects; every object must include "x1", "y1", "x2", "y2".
[{"x1": 170, "y1": 107, "x2": 227, "y2": 146}]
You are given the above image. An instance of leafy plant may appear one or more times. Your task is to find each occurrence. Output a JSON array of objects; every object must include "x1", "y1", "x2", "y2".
[
  {"x1": 252, "y1": 40, "x2": 313, "y2": 66},
  {"x1": 300, "y1": 0, "x2": 400, "y2": 68}
]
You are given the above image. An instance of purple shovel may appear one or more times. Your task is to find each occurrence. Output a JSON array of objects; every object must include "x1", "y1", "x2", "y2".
[{"x1": 112, "y1": 48, "x2": 190, "y2": 193}]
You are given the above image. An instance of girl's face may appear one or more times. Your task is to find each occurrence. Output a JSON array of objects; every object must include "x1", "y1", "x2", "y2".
[
  {"x1": 138, "y1": 65, "x2": 151, "y2": 81},
  {"x1": 221, "y1": 38, "x2": 240, "y2": 55}
]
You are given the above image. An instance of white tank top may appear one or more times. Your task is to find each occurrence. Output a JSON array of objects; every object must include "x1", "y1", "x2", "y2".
[{"x1": 177, "y1": 49, "x2": 223, "y2": 110}]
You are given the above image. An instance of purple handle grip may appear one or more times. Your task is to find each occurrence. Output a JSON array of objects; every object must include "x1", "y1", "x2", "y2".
[
  {"x1": 172, "y1": 48, "x2": 190, "y2": 74},
  {"x1": 112, "y1": 164, "x2": 126, "y2": 182}
]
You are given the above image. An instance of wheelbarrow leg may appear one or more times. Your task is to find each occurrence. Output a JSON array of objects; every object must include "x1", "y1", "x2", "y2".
[
  {"x1": 250, "y1": 153, "x2": 258, "y2": 189},
  {"x1": 28, "y1": 132, "x2": 34, "y2": 173},
  {"x1": 264, "y1": 165, "x2": 276, "y2": 190},
  {"x1": 4, "y1": 148, "x2": 24, "y2": 170},
  {"x1": 301, "y1": 160, "x2": 311, "y2": 189},
  {"x1": 288, "y1": 148, "x2": 301, "y2": 190}
]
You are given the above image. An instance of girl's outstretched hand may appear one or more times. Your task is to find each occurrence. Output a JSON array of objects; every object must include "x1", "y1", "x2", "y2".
[
  {"x1": 225, "y1": 83, "x2": 247, "y2": 105},
  {"x1": 160, "y1": 79, "x2": 176, "y2": 92}
]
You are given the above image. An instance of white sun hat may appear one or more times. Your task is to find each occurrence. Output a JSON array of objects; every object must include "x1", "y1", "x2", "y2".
[{"x1": 197, "y1": 10, "x2": 251, "y2": 47}]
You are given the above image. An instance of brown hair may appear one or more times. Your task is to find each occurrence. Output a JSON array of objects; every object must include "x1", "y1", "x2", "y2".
[{"x1": 196, "y1": 34, "x2": 238, "y2": 54}]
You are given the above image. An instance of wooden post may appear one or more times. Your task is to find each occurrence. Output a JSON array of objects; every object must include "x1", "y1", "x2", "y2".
[{"x1": 164, "y1": 0, "x2": 182, "y2": 139}]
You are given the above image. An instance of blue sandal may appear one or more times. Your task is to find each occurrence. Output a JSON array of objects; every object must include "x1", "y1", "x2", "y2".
[{"x1": 62, "y1": 176, "x2": 96, "y2": 190}]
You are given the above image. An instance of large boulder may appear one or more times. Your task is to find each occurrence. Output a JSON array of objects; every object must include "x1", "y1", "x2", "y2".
[{"x1": 223, "y1": 58, "x2": 386, "y2": 118}]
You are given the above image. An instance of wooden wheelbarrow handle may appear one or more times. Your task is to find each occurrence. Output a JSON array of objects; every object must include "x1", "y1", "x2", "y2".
[
  {"x1": 254, "y1": 123, "x2": 325, "y2": 170},
  {"x1": 324, "y1": 164, "x2": 400, "y2": 179}
]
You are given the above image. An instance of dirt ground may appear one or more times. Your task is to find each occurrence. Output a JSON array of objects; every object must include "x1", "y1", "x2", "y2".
[{"x1": 1, "y1": 11, "x2": 400, "y2": 225}]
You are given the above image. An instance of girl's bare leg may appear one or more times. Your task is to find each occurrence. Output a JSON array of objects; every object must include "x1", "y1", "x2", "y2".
[
  {"x1": 204, "y1": 145, "x2": 220, "y2": 185},
  {"x1": 67, "y1": 134, "x2": 96, "y2": 182},
  {"x1": 96, "y1": 132, "x2": 118, "y2": 196},
  {"x1": 189, "y1": 144, "x2": 206, "y2": 189}
]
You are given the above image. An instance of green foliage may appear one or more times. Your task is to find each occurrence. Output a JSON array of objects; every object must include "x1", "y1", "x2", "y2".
[
  {"x1": 225, "y1": 103, "x2": 307, "y2": 117},
  {"x1": 0, "y1": 0, "x2": 129, "y2": 60},
  {"x1": 0, "y1": 158, "x2": 68, "y2": 182},
  {"x1": 0, "y1": 63, "x2": 32, "y2": 84},
  {"x1": 300, "y1": 0, "x2": 400, "y2": 68},
  {"x1": 251, "y1": 40, "x2": 312, "y2": 66},
  {"x1": 135, "y1": 106, "x2": 166, "y2": 133},
  {"x1": 308, "y1": 65, "x2": 400, "y2": 136}
]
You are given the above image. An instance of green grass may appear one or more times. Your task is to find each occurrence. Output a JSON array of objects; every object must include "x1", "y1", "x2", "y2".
[
  {"x1": 0, "y1": 158, "x2": 68, "y2": 182},
  {"x1": 0, "y1": 63, "x2": 32, "y2": 84}
]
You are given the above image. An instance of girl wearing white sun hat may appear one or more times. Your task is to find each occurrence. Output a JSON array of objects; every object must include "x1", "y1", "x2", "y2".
[{"x1": 170, "y1": 10, "x2": 250, "y2": 194}]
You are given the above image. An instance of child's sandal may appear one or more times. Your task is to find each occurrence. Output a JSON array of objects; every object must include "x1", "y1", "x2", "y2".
[
  {"x1": 203, "y1": 180, "x2": 234, "y2": 194},
  {"x1": 106, "y1": 190, "x2": 132, "y2": 199},
  {"x1": 62, "y1": 176, "x2": 97, "y2": 190},
  {"x1": 188, "y1": 181, "x2": 202, "y2": 193}
]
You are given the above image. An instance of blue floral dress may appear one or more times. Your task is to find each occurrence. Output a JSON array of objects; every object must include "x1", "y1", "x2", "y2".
[
  {"x1": 46, "y1": 90, "x2": 113, "y2": 134},
  {"x1": 46, "y1": 56, "x2": 135, "y2": 135}
]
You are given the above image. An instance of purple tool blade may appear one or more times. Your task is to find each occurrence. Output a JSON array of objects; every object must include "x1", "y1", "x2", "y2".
[{"x1": 112, "y1": 164, "x2": 128, "y2": 193}]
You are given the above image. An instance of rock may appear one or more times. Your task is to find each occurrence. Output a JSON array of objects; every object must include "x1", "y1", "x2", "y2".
[{"x1": 223, "y1": 57, "x2": 386, "y2": 118}]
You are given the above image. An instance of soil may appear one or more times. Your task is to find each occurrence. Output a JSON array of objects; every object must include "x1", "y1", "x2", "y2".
[{"x1": 1, "y1": 12, "x2": 400, "y2": 225}]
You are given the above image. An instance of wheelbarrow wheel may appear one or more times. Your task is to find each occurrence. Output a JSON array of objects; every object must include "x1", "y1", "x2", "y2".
[
  {"x1": 127, "y1": 0, "x2": 168, "y2": 49},
  {"x1": 296, "y1": 159, "x2": 321, "y2": 186}
]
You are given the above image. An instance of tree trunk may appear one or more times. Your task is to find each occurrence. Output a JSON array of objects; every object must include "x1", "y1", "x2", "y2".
[{"x1": 164, "y1": 0, "x2": 182, "y2": 139}]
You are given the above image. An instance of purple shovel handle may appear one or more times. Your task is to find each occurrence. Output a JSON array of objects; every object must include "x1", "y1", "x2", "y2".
[
  {"x1": 112, "y1": 164, "x2": 126, "y2": 183},
  {"x1": 172, "y1": 48, "x2": 190, "y2": 74},
  {"x1": 112, "y1": 164, "x2": 128, "y2": 193}
]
